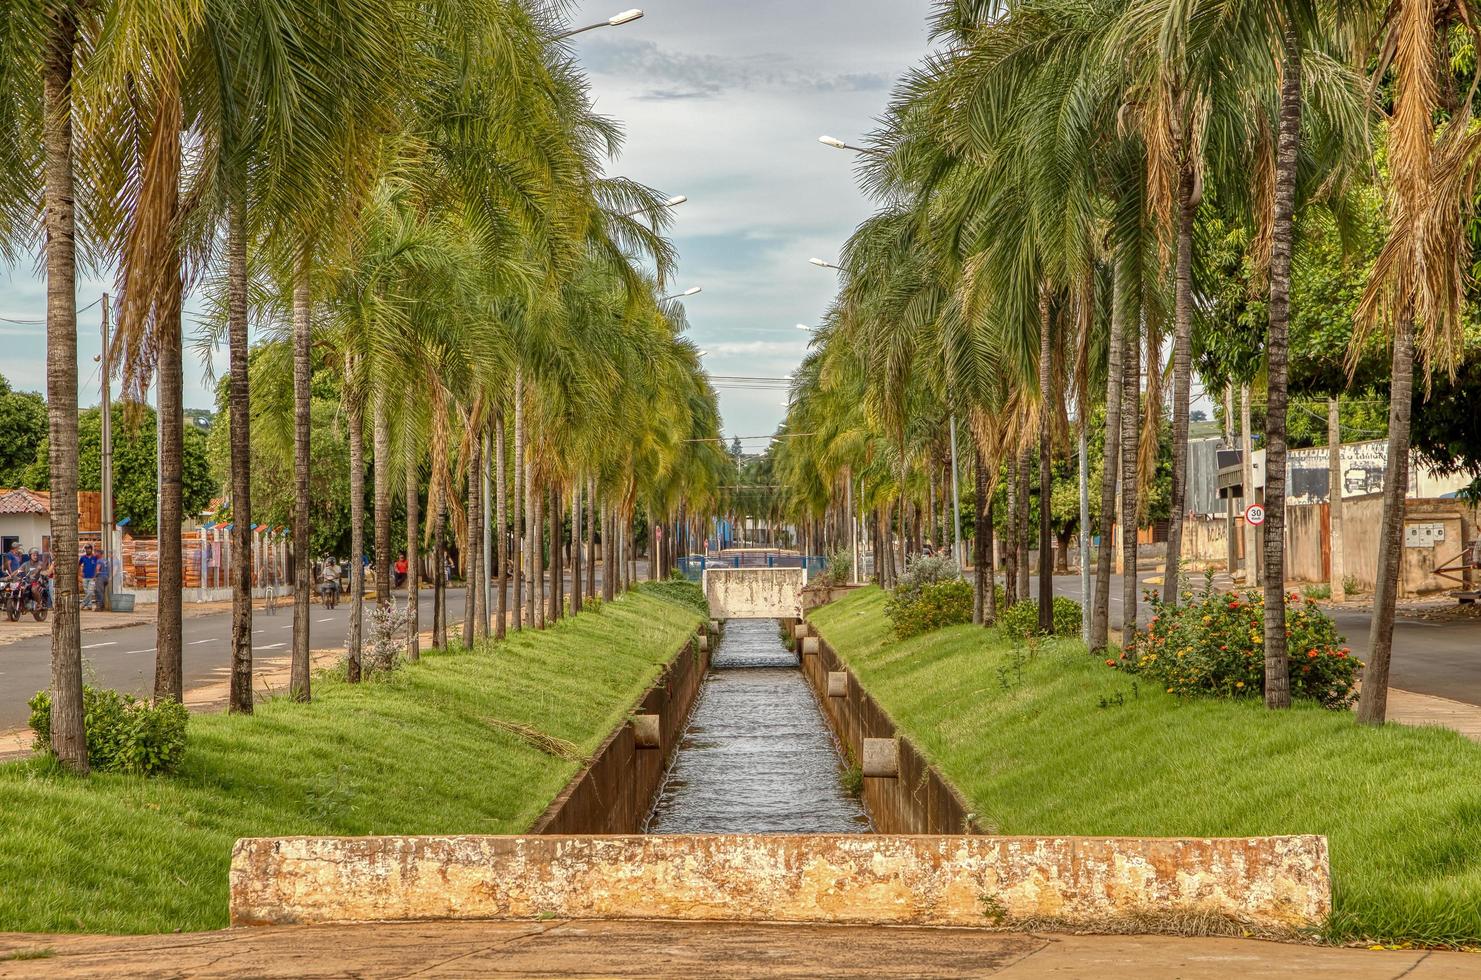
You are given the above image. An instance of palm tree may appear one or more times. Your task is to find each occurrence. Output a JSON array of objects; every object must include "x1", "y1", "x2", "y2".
[
  {"x1": 40, "y1": 1, "x2": 87, "y2": 770},
  {"x1": 1355, "y1": 0, "x2": 1474, "y2": 723}
]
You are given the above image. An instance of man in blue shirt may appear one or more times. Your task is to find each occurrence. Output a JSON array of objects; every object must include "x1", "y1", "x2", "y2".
[
  {"x1": 79, "y1": 544, "x2": 100, "y2": 610},
  {"x1": 2, "y1": 543, "x2": 22, "y2": 575}
]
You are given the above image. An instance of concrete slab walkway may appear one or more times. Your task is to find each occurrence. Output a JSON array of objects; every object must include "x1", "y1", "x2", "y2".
[{"x1": 1, "y1": 920, "x2": 1476, "y2": 978}]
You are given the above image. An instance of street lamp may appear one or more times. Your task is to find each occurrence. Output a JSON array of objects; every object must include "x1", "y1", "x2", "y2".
[
  {"x1": 624, "y1": 194, "x2": 687, "y2": 218},
  {"x1": 663, "y1": 286, "x2": 702, "y2": 301},
  {"x1": 808, "y1": 257, "x2": 840, "y2": 270},
  {"x1": 817, "y1": 134, "x2": 884, "y2": 157},
  {"x1": 554, "y1": 8, "x2": 644, "y2": 40}
]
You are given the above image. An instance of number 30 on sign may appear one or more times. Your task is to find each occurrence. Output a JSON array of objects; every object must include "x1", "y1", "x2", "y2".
[{"x1": 1244, "y1": 504, "x2": 1266, "y2": 527}]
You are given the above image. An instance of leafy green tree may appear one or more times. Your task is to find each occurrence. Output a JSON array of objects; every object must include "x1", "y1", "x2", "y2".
[
  {"x1": 22, "y1": 405, "x2": 212, "y2": 534},
  {"x1": 0, "y1": 375, "x2": 47, "y2": 479}
]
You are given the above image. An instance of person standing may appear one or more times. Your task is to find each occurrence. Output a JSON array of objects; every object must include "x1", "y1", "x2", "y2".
[{"x1": 79, "y1": 543, "x2": 100, "y2": 610}]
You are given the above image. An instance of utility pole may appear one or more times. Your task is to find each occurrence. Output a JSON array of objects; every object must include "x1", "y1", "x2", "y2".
[
  {"x1": 100, "y1": 293, "x2": 114, "y2": 611},
  {"x1": 1241, "y1": 384, "x2": 1257, "y2": 585},
  {"x1": 1224, "y1": 385, "x2": 1237, "y2": 581},
  {"x1": 1327, "y1": 397, "x2": 1346, "y2": 602}
]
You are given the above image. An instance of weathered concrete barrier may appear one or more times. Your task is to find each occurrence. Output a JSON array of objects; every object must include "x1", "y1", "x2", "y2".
[
  {"x1": 702, "y1": 567, "x2": 805, "y2": 619},
  {"x1": 229, "y1": 833, "x2": 1330, "y2": 933}
]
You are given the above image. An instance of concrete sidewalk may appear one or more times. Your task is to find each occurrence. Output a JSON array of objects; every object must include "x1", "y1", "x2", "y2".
[{"x1": 0, "y1": 920, "x2": 1475, "y2": 978}]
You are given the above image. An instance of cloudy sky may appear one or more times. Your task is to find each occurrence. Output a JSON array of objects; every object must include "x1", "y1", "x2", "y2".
[{"x1": 0, "y1": 0, "x2": 937, "y2": 444}]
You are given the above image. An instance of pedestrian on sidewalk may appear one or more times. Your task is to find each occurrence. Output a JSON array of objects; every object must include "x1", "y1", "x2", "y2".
[
  {"x1": 79, "y1": 544, "x2": 100, "y2": 610},
  {"x1": 395, "y1": 553, "x2": 408, "y2": 588}
]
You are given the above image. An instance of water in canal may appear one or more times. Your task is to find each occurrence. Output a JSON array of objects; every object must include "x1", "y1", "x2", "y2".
[{"x1": 645, "y1": 618, "x2": 871, "y2": 833}]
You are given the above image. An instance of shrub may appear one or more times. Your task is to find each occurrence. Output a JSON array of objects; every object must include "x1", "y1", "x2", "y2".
[
  {"x1": 999, "y1": 597, "x2": 1083, "y2": 640},
  {"x1": 28, "y1": 687, "x2": 188, "y2": 776},
  {"x1": 365, "y1": 601, "x2": 408, "y2": 675},
  {"x1": 814, "y1": 548, "x2": 853, "y2": 588},
  {"x1": 885, "y1": 579, "x2": 973, "y2": 638},
  {"x1": 893, "y1": 554, "x2": 959, "y2": 602},
  {"x1": 1303, "y1": 583, "x2": 1332, "y2": 601},
  {"x1": 1120, "y1": 587, "x2": 1359, "y2": 708}
]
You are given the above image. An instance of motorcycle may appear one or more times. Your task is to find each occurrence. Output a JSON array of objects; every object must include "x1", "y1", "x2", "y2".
[
  {"x1": 4, "y1": 570, "x2": 47, "y2": 622},
  {"x1": 1, "y1": 574, "x2": 23, "y2": 622}
]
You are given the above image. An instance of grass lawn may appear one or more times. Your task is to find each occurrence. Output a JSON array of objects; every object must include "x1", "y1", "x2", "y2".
[
  {"x1": 0, "y1": 590, "x2": 701, "y2": 934},
  {"x1": 810, "y1": 586, "x2": 1481, "y2": 947}
]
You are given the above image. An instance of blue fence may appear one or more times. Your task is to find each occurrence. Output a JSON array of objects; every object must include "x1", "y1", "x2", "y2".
[{"x1": 675, "y1": 554, "x2": 826, "y2": 583}]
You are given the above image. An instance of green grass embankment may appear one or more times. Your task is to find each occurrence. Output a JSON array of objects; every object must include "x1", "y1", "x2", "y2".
[
  {"x1": 0, "y1": 590, "x2": 701, "y2": 934},
  {"x1": 810, "y1": 586, "x2": 1481, "y2": 947}
]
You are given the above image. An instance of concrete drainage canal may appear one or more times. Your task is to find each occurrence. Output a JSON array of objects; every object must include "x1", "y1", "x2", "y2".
[{"x1": 645, "y1": 618, "x2": 871, "y2": 834}]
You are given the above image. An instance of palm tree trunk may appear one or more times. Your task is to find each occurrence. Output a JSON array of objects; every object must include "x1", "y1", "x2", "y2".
[
  {"x1": 1016, "y1": 445, "x2": 1032, "y2": 601},
  {"x1": 571, "y1": 480, "x2": 583, "y2": 614},
  {"x1": 495, "y1": 415, "x2": 508, "y2": 638},
  {"x1": 973, "y1": 442, "x2": 989, "y2": 625},
  {"x1": 154, "y1": 230, "x2": 184, "y2": 704},
  {"x1": 1120, "y1": 295, "x2": 1142, "y2": 653},
  {"x1": 227, "y1": 197, "x2": 253, "y2": 712},
  {"x1": 346, "y1": 367, "x2": 365, "y2": 683},
  {"x1": 1262, "y1": 28, "x2": 1302, "y2": 710},
  {"x1": 373, "y1": 394, "x2": 392, "y2": 604},
  {"x1": 548, "y1": 484, "x2": 560, "y2": 622},
  {"x1": 1357, "y1": 314, "x2": 1414, "y2": 724},
  {"x1": 42, "y1": 4, "x2": 86, "y2": 771},
  {"x1": 602, "y1": 503, "x2": 615, "y2": 601},
  {"x1": 290, "y1": 257, "x2": 312, "y2": 702},
  {"x1": 1164, "y1": 164, "x2": 1198, "y2": 608},
  {"x1": 1038, "y1": 289, "x2": 1054, "y2": 633},
  {"x1": 532, "y1": 481, "x2": 545, "y2": 628},
  {"x1": 586, "y1": 477, "x2": 597, "y2": 599},
  {"x1": 465, "y1": 430, "x2": 482, "y2": 647},
  {"x1": 512, "y1": 371, "x2": 524, "y2": 630},
  {"x1": 405, "y1": 440, "x2": 420, "y2": 661},
  {"x1": 433, "y1": 503, "x2": 446, "y2": 648},
  {"x1": 1091, "y1": 257, "x2": 1125, "y2": 652},
  {"x1": 1004, "y1": 453, "x2": 1018, "y2": 606}
]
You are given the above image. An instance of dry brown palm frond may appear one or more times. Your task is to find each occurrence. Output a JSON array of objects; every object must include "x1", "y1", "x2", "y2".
[
  {"x1": 112, "y1": 69, "x2": 182, "y2": 407},
  {"x1": 1247, "y1": 117, "x2": 1276, "y2": 288}
]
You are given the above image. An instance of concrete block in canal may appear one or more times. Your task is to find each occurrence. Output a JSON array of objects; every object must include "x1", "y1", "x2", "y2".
[
  {"x1": 827, "y1": 672, "x2": 848, "y2": 697},
  {"x1": 800, "y1": 636, "x2": 819, "y2": 655},
  {"x1": 862, "y1": 738, "x2": 899, "y2": 778},
  {"x1": 631, "y1": 714, "x2": 662, "y2": 749}
]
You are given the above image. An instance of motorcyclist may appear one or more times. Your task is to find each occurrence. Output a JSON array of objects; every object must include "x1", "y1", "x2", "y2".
[
  {"x1": 317, "y1": 557, "x2": 341, "y2": 604},
  {"x1": 19, "y1": 547, "x2": 53, "y2": 610}
]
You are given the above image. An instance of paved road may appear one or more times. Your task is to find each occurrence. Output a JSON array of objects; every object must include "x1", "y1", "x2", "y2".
[
  {"x1": 1047, "y1": 572, "x2": 1481, "y2": 707},
  {"x1": 0, "y1": 574, "x2": 622, "y2": 730}
]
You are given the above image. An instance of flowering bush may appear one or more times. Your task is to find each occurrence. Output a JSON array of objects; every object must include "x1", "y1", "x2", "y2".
[{"x1": 1119, "y1": 587, "x2": 1360, "y2": 708}]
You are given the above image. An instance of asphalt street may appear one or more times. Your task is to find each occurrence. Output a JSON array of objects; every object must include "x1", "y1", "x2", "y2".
[
  {"x1": 0, "y1": 574, "x2": 616, "y2": 730},
  {"x1": 1050, "y1": 572, "x2": 1481, "y2": 707}
]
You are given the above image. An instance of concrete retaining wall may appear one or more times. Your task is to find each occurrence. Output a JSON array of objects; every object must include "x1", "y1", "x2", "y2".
[
  {"x1": 229, "y1": 833, "x2": 1330, "y2": 933},
  {"x1": 702, "y1": 567, "x2": 804, "y2": 619},
  {"x1": 530, "y1": 628, "x2": 711, "y2": 835},
  {"x1": 795, "y1": 622, "x2": 978, "y2": 835}
]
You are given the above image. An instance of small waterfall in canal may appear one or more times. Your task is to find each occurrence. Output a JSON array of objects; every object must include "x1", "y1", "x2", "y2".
[{"x1": 645, "y1": 618, "x2": 871, "y2": 833}]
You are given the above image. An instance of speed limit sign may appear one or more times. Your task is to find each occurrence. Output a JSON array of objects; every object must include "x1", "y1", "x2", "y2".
[{"x1": 1244, "y1": 504, "x2": 1266, "y2": 527}]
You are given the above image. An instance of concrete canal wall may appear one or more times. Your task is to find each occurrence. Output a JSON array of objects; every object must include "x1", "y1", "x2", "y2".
[
  {"x1": 790, "y1": 618, "x2": 978, "y2": 835},
  {"x1": 530, "y1": 623, "x2": 713, "y2": 835}
]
